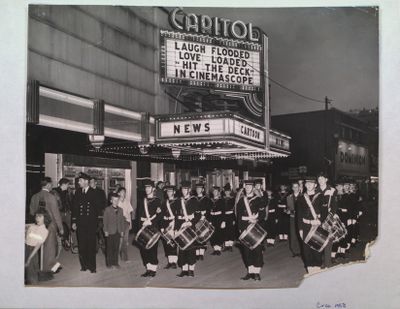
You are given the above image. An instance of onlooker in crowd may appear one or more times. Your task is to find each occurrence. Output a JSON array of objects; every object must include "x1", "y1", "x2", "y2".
[
  {"x1": 117, "y1": 187, "x2": 134, "y2": 262},
  {"x1": 29, "y1": 177, "x2": 64, "y2": 274},
  {"x1": 103, "y1": 193, "x2": 125, "y2": 269},
  {"x1": 25, "y1": 208, "x2": 50, "y2": 284}
]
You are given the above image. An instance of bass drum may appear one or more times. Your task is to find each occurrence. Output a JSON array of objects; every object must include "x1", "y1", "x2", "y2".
[
  {"x1": 239, "y1": 222, "x2": 267, "y2": 250},
  {"x1": 135, "y1": 225, "x2": 161, "y2": 249}
]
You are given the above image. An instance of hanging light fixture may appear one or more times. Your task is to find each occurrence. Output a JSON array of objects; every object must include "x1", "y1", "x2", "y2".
[
  {"x1": 88, "y1": 134, "x2": 105, "y2": 150},
  {"x1": 139, "y1": 146, "x2": 149, "y2": 155},
  {"x1": 171, "y1": 148, "x2": 181, "y2": 159}
]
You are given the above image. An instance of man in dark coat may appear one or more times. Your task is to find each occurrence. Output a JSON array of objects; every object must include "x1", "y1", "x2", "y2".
[
  {"x1": 72, "y1": 173, "x2": 101, "y2": 273},
  {"x1": 286, "y1": 182, "x2": 302, "y2": 257},
  {"x1": 30, "y1": 177, "x2": 64, "y2": 273}
]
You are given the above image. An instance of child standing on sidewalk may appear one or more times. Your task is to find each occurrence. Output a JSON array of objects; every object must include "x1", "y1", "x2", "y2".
[{"x1": 103, "y1": 193, "x2": 125, "y2": 268}]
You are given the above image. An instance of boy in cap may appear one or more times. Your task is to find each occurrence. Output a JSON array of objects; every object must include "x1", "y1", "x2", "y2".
[
  {"x1": 296, "y1": 177, "x2": 326, "y2": 275},
  {"x1": 72, "y1": 172, "x2": 100, "y2": 273},
  {"x1": 160, "y1": 185, "x2": 178, "y2": 269},
  {"x1": 194, "y1": 182, "x2": 212, "y2": 260},
  {"x1": 209, "y1": 186, "x2": 225, "y2": 256},
  {"x1": 136, "y1": 179, "x2": 162, "y2": 277},
  {"x1": 236, "y1": 180, "x2": 266, "y2": 281},
  {"x1": 222, "y1": 183, "x2": 236, "y2": 251},
  {"x1": 277, "y1": 184, "x2": 290, "y2": 241},
  {"x1": 175, "y1": 180, "x2": 200, "y2": 277}
]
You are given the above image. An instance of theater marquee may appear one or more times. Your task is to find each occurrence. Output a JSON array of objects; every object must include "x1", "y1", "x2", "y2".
[{"x1": 160, "y1": 30, "x2": 263, "y2": 92}]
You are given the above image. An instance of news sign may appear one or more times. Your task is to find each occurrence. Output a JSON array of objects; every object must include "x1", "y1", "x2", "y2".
[
  {"x1": 336, "y1": 140, "x2": 369, "y2": 176},
  {"x1": 160, "y1": 30, "x2": 262, "y2": 92}
]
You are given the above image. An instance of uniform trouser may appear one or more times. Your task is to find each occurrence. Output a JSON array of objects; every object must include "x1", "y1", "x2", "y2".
[
  {"x1": 162, "y1": 238, "x2": 177, "y2": 257},
  {"x1": 289, "y1": 217, "x2": 301, "y2": 255},
  {"x1": 106, "y1": 233, "x2": 121, "y2": 266},
  {"x1": 25, "y1": 245, "x2": 39, "y2": 285},
  {"x1": 178, "y1": 247, "x2": 196, "y2": 267},
  {"x1": 77, "y1": 224, "x2": 97, "y2": 271},
  {"x1": 278, "y1": 212, "x2": 290, "y2": 236},
  {"x1": 265, "y1": 215, "x2": 277, "y2": 241},
  {"x1": 242, "y1": 245, "x2": 263, "y2": 268},
  {"x1": 139, "y1": 242, "x2": 159, "y2": 267},
  {"x1": 42, "y1": 223, "x2": 58, "y2": 271},
  {"x1": 120, "y1": 221, "x2": 130, "y2": 261},
  {"x1": 301, "y1": 242, "x2": 323, "y2": 267},
  {"x1": 210, "y1": 217, "x2": 224, "y2": 248},
  {"x1": 223, "y1": 216, "x2": 236, "y2": 242},
  {"x1": 323, "y1": 238, "x2": 333, "y2": 268}
]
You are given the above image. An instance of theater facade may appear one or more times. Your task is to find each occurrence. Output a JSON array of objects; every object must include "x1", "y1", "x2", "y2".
[{"x1": 26, "y1": 6, "x2": 291, "y2": 210}]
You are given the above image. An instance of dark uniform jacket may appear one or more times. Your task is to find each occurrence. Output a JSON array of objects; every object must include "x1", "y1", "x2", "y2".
[
  {"x1": 197, "y1": 195, "x2": 212, "y2": 219},
  {"x1": 209, "y1": 197, "x2": 225, "y2": 226},
  {"x1": 287, "y1": 192, "x2": 302, "y2": 218},
  {"x1": 174, "y1": 196, "x2": 200, "y2": 231},
  {"x1": 223, "y1": 196, "x2": 235, "y2": 218},
  {"x1": 52, "y1": 187, "x2": 70, "y2": 213},
  {"x1": 136, "y1": 196, "x2": 162, "y2": 230},
  {"x1": 317, "y1": 185, "x2": 337, "y2": 219},
  {"x1": 72, "y1": 187, "x2": 100, "y2": 227},
  {"x1": 160, "y1": 198, "x2": 178, "y2": 230},
  {"x1": 236, "y1": 194, "x2": 265, "y2": 233},
  {"x1": 296, "y1": 192, "x2": 325, "y2": 237}
]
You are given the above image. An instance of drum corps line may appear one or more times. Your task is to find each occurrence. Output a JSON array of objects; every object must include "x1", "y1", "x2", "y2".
[{"x1": 27, "y1": 172, "x2": 365, "y2": 283}]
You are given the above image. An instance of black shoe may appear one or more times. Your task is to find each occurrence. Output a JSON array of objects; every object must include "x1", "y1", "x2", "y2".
[
  {"x1": 141, "y1": 270, "x2": 151, "y2": 277},
  {"x1": 211, "y1": 250, "x2": 221, "y2": 256},
  {"x1": 90, "y1": 269, "x2": 96, "y2": 273},
  {"x1": 148, "y1": 271, "x2": 156, "y2": 277},
  {"x1": 80, "y1": 268, "x2": 87, "y2": 272},
  {"x1": 177, "y1": 271, "x2": 188, "y2": 277},
  {"x1": 241, "y1": 273, "x2": 253, "y2": 280},
  {"x1": 171, "y1": 263, "x2": 177, "y2": 269},
  {"x1": 164, "y1": 263, "x2": 173, "y2": 269},
  {"x1": 227, "y1": 247, "x2": 233, "y2": 252},
  {"x1": 253, "y1": 274, "x2": 261, "y2": 281},
  {"x1": 188, "y1": 270, "x2": 194, "y2": 277},
  {"x1": 200, "y1": 256, "x2": 204, "y2": 261},
  {"x1": 196, "y1": 256, "x2": 200, "y2": 261}
]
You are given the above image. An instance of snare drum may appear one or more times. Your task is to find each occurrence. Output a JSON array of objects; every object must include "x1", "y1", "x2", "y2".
[
  {"x1": 322, "y1": 213, "x2": 347, "y2": 243},
  {"x1": 195, "y1": 219, "x2": 215, "y2": 243},
  {"x1": 174, "y1": 225, "x2": 198, "y2": 250},
  {"x1": 304, "y1": 225, "x2": 331, "y2": 252},
  {"x1": 135, "y1": 225, "x2": 161, "y2": 249},
  {"x1": 161, "y1": 224, "x2": 176, "y2": 247},
  {"x1": 239, "y1": 223, "x2": 267, "y2": 250}
]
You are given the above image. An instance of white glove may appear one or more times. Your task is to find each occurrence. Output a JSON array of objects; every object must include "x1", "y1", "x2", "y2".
[
  {"x1": 347, "y1": 219, "x2": 352, "y2": 226},
  {"x1": 248, "y1": 217, "x2": 257, "y2": 224},
  {"x1": 182, "y1": 221, "x2": 192, "y2": 228},
  {"x1": 221, "y1": 221, "x2": 226, "y2": 229},
  {"x1": 143, "y1": 219, "x2": 151, "y2": 227},
  {"x1": 310, "y1": 219, "x2": 321, "y2": 226},
  {"x1": 168, "y1": 221, "x2": 175, "y2": 228}
]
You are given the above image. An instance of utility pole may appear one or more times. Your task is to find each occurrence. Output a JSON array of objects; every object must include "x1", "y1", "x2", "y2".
[{"x1": 324, "y1": 96, "x2": 332, "y2": 178}]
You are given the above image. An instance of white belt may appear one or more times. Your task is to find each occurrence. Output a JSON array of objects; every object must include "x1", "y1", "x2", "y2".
[
  {"x1": 210, "y1": 211, "x2": 222, "y2": 215},
  {"x1": 242, "y1": 213, "x2": 258, "y2": 221},
  {"x1": 278, "y1": 204, "x2": 286, "y2": 208},
  {"x1": 178, "y1": 214, "x2": 194, "y2": 220},
  {"x1": 339, "y1": 208, "x2": 348, "y2": 213},
  {"x1": 269, "y1": 209, "x2": 276, "y2": 213},
  {"x1": 225, "y1": 211, "x2": 234, "y2": 215},
  {"x1": 140, "y1": 214, "x2": 156, "y2": 221},
  {"x1": 163, "y1": 216, "x2": 174, "y2": 220},
  {"x1": 200, "y1": 210, "x2": 207, "y2": 215},
  {"x1": 303, "y1": 219, "x2": 312, "y2": 224}
]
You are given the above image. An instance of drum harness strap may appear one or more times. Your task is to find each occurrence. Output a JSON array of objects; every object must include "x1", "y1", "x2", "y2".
[
  {"x1": 242, "y1": 195, "x2": 258, "y2": 221},
  {"x1": 164, "y1": 199, "x2": 175, "y2": 221},
  {"x1": 141, "y1": 198, "x2": 156, "y2": 222},
  {"x1": 179, "y1": 197, "x2": 194, "y2": 222},
  {"x1": 303, "y1": 193, "x2": 322, "y2": 244}
]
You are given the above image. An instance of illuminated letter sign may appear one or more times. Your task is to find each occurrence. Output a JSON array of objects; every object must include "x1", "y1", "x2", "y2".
[{"x1": 160, "y1": 30, "x2": 262, "y2": 92}]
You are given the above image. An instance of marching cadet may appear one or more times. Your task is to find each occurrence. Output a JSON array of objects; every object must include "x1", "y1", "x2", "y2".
[
  {"x1": 136, "y1": 179, "x2": 162, "y2": 277},
  {"x1": 341, "y1": 182, "x2": 353, "y2": 256},
  {"x1": 72, "y1": 173, "x2": 100, "y2": 273},
  {"x1": 316, "y1": 172, "x2": 337, "y2": 268},
  {"x1": 332, "y1": 182, "x2": 345, "y2": 260},
  {"x1": 160, "y1": 185, "x2": 178, "y2": 269},
  {"x1": 286, "y1": 182, "x2": 302, "y2": 257},
  {"x1": 349, "y1": 183, "x2": 363, "y2": 247},
  {"x1": 194, "y1": 183, "x2": 212, "y2": 260},
  {"x1": 209, "y1": 186, "x2": 225, "y2": 256},
  {"x1": 222, "y1": 183, "x2": 236, "y2": 252},
  {"x1": 296, "y1": 177, "x2": 326, "y2": 275},
  {"x1": 277, "y1": 184, "x2": 290, "y2": 241},
  {"x1": 264, "y1": 188, "x2": 278, "y2": 246},
  {"x1": 175, "y1": 181, "x2": 201, "y2": 277},
  {"x1": 236, "y1": 180, "x2": 266, "y2": 281}
]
